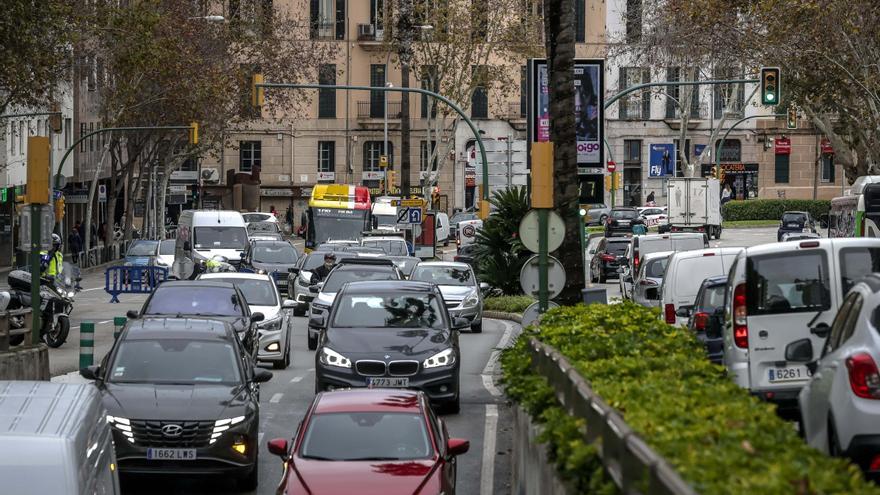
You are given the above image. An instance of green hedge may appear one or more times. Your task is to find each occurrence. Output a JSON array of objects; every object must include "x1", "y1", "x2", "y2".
[
  {"x1": 484, "y1": 296, "x2": 535, "y2": 314},
  {"x1": 722, "y1": 199, "x2": 830, "y2": 221},
  {"x1": 501, "y1": 302, "x2": 879, "y2": 494}
]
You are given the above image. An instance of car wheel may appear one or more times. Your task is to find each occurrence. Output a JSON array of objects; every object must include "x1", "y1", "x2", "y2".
[
  {"x1": 599, "y1": 215, "x2": 607, "y2": 225},
  {"x1": 273, "y1": 348, "x2": 289, "y2": 370},
  {"x1": 308, "y1": 331, "x2": 318, "y2": 351},
  {"x1": 714, "y1": 226, "x2": 722, "y2": 240},
  {"x1": 442, "y1": 396, "x2": 461, "y2": 415},
  {"x1": 471, "y1": 321, "x2": 482, "y2": 333},
  {"x1": 237, "y1": 452, "x2": 259, "y2": 490}
]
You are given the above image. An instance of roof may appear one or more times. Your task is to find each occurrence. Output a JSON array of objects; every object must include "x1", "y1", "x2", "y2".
[
  {"x1": 702, "y1": 275, "x2": 729, "y2": 286},
  {"x1": 638, "y1": 233, "x2": 706, "y2": 242},
  {"x1": 314, "y1": 389, "x2": 423, "y2": 414},
  {"x1": 642, "y1": 250, "x2": 674, "y2": 261},
  {"x1": 745, "y1": 237, "x2": 880, "y2": 257},
  {"x1": 611, "y1": 207, "x2": 638, "y2": 211},
  {"x1": 250, "y1": 239, "x2": 293, "y2": 246},
  {"x1": 412, "y1": 261, "x2": 470, "y2": 269},
  {"x1": 156, "y1": 280, "x2": 237, "y2": 290},
  {"x1": 341, "y1": 280, "x2": 436, "y2": 294},
  {"x1": 782, "y1": 211, "x2": 809, "y2": 215},
  {"x1": 361, "y1": 236, "x2": 407, "y2": 242},
  {"x1": 124, "y1": 317, "x2": 234, "y2": 340},
  {"x1": 199, "y1": 272, "x2": 273, "y2": 282},
  {"x1": 336, "y1": 257, "x2": 395, "y2": 267},
  {"x1": 187, "y1": 210, "x2": 247, "y2": 226},
  {"x1": 670, "y1": 247, "x2": 743, "y2": 259},
  {"x1": 0, "y1": 382, "x2": 102, "y2": 438}
]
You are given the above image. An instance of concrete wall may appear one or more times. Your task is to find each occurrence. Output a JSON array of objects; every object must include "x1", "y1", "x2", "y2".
[
  {"x1": 0, "y1": 345, "x2": 50, "y2": 381},
  {"x1": 511, "y1": 406, "x2": 575, "y2": 495}
]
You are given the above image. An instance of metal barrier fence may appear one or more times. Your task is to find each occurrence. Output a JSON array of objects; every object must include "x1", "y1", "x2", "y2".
[
  {"x1": 529, "y1": 338, "x2": 697, "y2": 495},
  {"x1": 105, "y1": 266, "x2": 169, "y2": 303},
  {"x1": 69, "y1": 241, "x2": 131, "y2": 269},
  {"x1": 0, "y1": 309, "x2": 33, "y2": 351}
]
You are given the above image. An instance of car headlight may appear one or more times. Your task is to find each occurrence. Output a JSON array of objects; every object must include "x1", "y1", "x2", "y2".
[
  {"x1": 423, "y1": 348, "x2": 456, "y2": 369},
  {"x1": 211, "y1": 415, "x2": 246, "y2": 444},
  {"x1": 319, "y1": 347, "x2": 351, "y2": 368},
  {"x1": 462, "y1": 290, "x2": 480, "y2": 308},
  {"x1": 107, "y1": 415, "x2": 135, "y2": 443},
  {"x1": 258, "y1": 315, "x2": 283, "y2": 331}
]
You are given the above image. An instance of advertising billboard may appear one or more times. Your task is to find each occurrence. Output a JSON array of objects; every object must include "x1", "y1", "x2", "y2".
[
  {"x1": 529, "y1": 59, "x2": 604, "y2": 173},
  {"x1": 649, "y1": 144, "x2": 676, "y2": 177}
]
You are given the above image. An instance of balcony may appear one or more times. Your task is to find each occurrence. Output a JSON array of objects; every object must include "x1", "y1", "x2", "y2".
[
  {"x1": 357, "y1": 101, "x2": 401, "y2": 118},
  {"x1": 310, "y1": 21, "x2": 338, "y2": 41},
  {"x1": 357, "y1": 23, "x2": 386, "y2": 50}
]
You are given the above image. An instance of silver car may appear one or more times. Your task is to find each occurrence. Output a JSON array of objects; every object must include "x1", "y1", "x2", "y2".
[
  {"x1": 410, "y1": 261, "x2": 486, "y2": 333},
  {"x1": 630, "y1": 251, "x2": 673, "y2": 307},
  {"x1": 585, "y1": 203, "x2": 611, "y2": 226}
]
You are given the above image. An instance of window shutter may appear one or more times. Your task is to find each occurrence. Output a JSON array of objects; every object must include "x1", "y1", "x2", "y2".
[
  {"x1": 327, "y1": 142, "x2": 335, "y2": 172},
  {"x1": 619, "y1": 67, "x2": 628, "y2": 119},
  {"x1": 310, "y1": 0, "x2": 319, "y2": 38},
  {"x1": 335, "y1": 0, "x2": 345, "y2": 39}
]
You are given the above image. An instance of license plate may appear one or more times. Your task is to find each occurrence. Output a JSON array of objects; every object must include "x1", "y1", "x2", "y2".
[
  {"x1": 367, "y1": 377, "x2": 409, "y2": 388},
  {"x1": 146, "y1": 448, "x2": 197, "y2": 460},
  {"x1": 768, "y1": 366, "x2": 811, "y2": 383},
  {"x1": 787, "y1": 223, "x2": 800, "y2": 228}
]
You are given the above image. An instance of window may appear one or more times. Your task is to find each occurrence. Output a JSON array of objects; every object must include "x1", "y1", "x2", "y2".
[
  {"x1": 519, "y1": 65, "x2": 527, "y2": 117},
  {"x1": 626, "y1": 0, "x2": 642, "y2": 43},
  {"x1": 80, "y1": 123, "x2": 87, "y2": 152},
  {"x1": 420, "y1": 66, "x2": 438, "y2": 119},
  {"x1": 471, "y1": 0, "x2": 488, "y2": 41},
  {"x1": 318, "y1": 64, "x2": 336, "y2": 118},
  {"x1": 746, "y1": 251, "x2": 831, "y2": 316},
  {"x1": 370, "y1": 0, "x2": 384, "y2": 32},
  {"x1": 575, "y1": 0, "x2": 585, "y2": 43},
  {"x1": 318, "y1": 141, "x2": 335, "y2": 172},
  {"x1": 64, "y1": 118, "x2": 71, "y2": 149},
  {"x1": 370, "y1": 64, "x2": 386, "y2": 119},
  {"x1": 821, "y1": 154, "x2": 835, "y2": 183},
  {"x1": 713, "y1": 67, "x2": 745, "y2": 118},
  {"x1": 89, "y1": 122, "x2": 95, "y2": 151},
  {"x1": 420, "y1": 140, "x2": 437, "y2": 172},
  {"x1": 839, "y1": 247, "x2": 880, "y2": 294},
  {"x1": 623, "y1": 139, "x2": 641, "y2": 163},
  {"x1": 774, "y1": 153, "x2": 789, "y2": 183},
  {"x1": 9, "y1": 123, "x2": 14, "y2": 156},
  {"x1": 364, "y1": 141, "x2": 392, "y2": 172},
  {"x1": 715, "y1": 139, "x2": 740, "y2": 162},
  {"x1": 87, "y1": 55, "x2": 96, "y2": 91},
  {"x1": 471, "y1": 65, "x2": 488, "y2": 119},
  {"x1": 619, "y1": 67, "x2": 650, "y2": 119},
  {"x1": 665, "y1": 68, "x2": 699, "y2": 119},
  {"x1": 239, "y1": 140, "x2": 261, "y2": 172},
  {"x1": 310, "y1": 0, "x2": 345, "y2": 39}
]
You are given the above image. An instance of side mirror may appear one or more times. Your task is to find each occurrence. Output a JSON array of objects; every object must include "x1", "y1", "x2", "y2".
[
  {"x1": 675, "y1": 306, "x2": 692, "y2": 318},
  {"x1": 810, "y1": 322, "x2": 831, "y2": 339},
  {"x1": 309, "y1": 314, "x2": 326, "y2": 328},
  {"x1": 479, "y1": 282, "x2": 489, "y2": 291},
  {"x1": 79, "y1": 365, "x2": 101, "y2": 381},
  {"x1": 253, "y1": 369, "x2": 273, "y2": 383},
  {"x1": 282, "y1": 299, "x2": 297, "y2": 309},
  {"x1": 183, "y1": 241, "x2": 192, "y2": 252},
  {"x1": 126, "y1": 310, "x2": 139, "y2": 319},
  {"x1": 785, "y1": 338, "x2": 814, "y2": 362},
  {"x1": 288, "y1": 267, "x2": 300, "y2": 274},
  {"x1": 453, "y1": 317, "x2": 469, "y2": 329},
  {"x1": 267, "y1": 438, "x2": 289, "y2": 460},
  {"x1": 251, "y1": 312, "x2": 265, "y2": 323},
  {"x1": 309, "y1": 284, "x2": 320, "y2": 293},
  {"x1": 447, "y1": 438, "x2": 470, "y2": 457}
]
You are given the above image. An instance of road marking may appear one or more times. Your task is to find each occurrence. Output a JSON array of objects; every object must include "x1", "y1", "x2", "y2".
[
  {"x1": 290, "y1": 376, "x2": 303, "y2": 383},
  {"x1": 480, "y1": 404, "x2": 499, "y2": 495},
  {"x1": 270, "y1": 393, "x2": 283, "y2": 403},
  {"x1": 307, "y1": 367, "x2": 315, "y2": 372},
  {"x1": 480, "y1": 319, "x2": 515, "y2": 397},
  {"x1": 81, "y1": 287, "x2": 104, "y2": 292}
]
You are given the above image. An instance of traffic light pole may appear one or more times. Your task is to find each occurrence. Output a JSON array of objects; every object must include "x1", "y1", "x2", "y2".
[{"x1": 256, "y1": 83, "x2": 491, "y2": 216}]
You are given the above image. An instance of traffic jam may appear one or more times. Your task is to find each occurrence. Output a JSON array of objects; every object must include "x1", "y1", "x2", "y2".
[
  {"x1": 586, "y1": 175, "x2": 880, "y2": 477},
  {"x1": 67, "y1": 185, "x2": 487, "y2": 493}
]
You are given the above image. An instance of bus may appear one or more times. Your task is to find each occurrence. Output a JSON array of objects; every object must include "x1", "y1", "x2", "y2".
[
  {"x1": 304, "y1": 184, "x2": 372, "y2": 250},
  {"x1": 829, "y1": 176, "x2": 880, "y2": 238}
]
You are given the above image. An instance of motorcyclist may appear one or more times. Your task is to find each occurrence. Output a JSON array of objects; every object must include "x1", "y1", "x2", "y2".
[
  {"x1": 312, "y1": 253, "x2": 336, "y2": 282},
  {"x1": 40, "y1": 234, "x2": 64, "y2": 281}
]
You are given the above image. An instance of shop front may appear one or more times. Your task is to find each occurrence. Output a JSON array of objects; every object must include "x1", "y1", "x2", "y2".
[{"x1": 701, "y1": 163, "x2": 759, "y2": 200}]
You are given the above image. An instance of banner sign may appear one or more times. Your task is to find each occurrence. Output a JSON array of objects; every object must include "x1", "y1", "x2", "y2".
[
  {"x1": 775, "y1": 137, "x2": 791, "y2": 155},
  {"x1": 649, "y1": 144, "x2": 676, "y2": 177}
]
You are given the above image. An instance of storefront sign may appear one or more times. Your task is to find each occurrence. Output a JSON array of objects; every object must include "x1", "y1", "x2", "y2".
[
  {"x1": 260, "y1": 188, "x2": 294, "y2": 197},
  {"x1": 317, "y1": 171, "x2": 335, "y2": 181},
  {"x1": 362, "y1": 171, "x2": 384, "y2": 181},
  {"x1": 821, "y1": 138, "x2": 834, "y2": 155},
  {"x1": 775, "y1": 137, "x2": 791, "y2": 155}
]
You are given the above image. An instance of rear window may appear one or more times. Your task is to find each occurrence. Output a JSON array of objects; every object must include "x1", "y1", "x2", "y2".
[
  {"x1": 782, "y1": 213, "x2": 807, "y2": 224},
  {"x1": 746, "y1": 251, "x2": 831, "y2": 315},
  {"x1": 611, "y1": 209, "x2": 638, "y2": 219},
  {"x1": 644, "y1": 257, "x2": 669, "y2": 278},
  {"x1": 607, "y1": 241, "x2": 630, "y2": 255},
  {"x1": 840, "y1": 247, "x2": 880, "y2": 294},
  {"x1": 697, "y1": 284, "x2": 726, "y2": 312}
]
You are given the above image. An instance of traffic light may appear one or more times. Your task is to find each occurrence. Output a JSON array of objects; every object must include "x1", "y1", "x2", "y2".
[
  {"x1": 387, "y1": 169, "x2": 396, "y2": 186},
  {"x1": 761, "y1": 67, "x2": 780, "y2": 106},
  {"x1": 787, "y1": 107, "x2": 798, "y2": 129},
  {"x1": 251, "y1": 73, "x2": 265, "y2": 109},
  {"x1": 710, "y1": 167, "x2": 717, "y2": 179},
  {"x1": 189, "y1": 122, "x2": 199, "y2": 145},
  {"x1": 54, "y1": 196, "x2": 65, "y2": 222}
]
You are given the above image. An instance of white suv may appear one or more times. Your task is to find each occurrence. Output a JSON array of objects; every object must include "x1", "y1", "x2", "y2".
[{"x1": 798, "y1": 273, "x2": 880, "y2": 476}]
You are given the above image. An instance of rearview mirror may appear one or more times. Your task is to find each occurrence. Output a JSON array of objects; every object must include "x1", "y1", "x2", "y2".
[
  {"x1": 447, "y1": 438, "x2": 470, "y2": 457},
  {"x1": 253, "y1": 369, "x2": 273, "y2": 383},
  {"x1": 267, "y1": 438, "x2": 289, "y2": 460},
  {"x1": 785, "y1": 338, "x2": 814, "y2": 362},
  {"x1": 675, "y1": 306, "x2": 692, "y2": 318},
  {"x1": 251, "y1": 312, "x2": 265, "y2": 323},
  {"x1": 79, "y1": 365, "x2": 101, "y2": 381}
]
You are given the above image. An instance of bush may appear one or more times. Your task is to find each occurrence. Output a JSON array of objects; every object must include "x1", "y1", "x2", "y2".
[
  {"x1": 484, "y1": 296, "x2": 535, "y2": 313},
  {"x1": 501, "y1": 302, "x2": 880, "y2": 494},
  {"x1": 722, "y1": 199, "x2": 830, "y2": 222}
]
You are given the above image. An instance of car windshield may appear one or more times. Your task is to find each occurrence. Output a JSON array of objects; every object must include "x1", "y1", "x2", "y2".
[
  {"x1": 373, "y1": 214, "x2": 398, "y2": 227},
  {"x1": 194, "y1": 226, "x2": 248, "y2": 250},
  {"x1": 159, "y1": 240, "x2": 175, "y2": 255},
  {"x1": 410, "y1": 266, "x2": 474, "y2": 286},
  {"x1": 606, "y1": 241, "x2": 630, "y2": 255},
  {"x1": 644, "y1": 257, "x2": 669, "y2": 278},
  {"x1": 332, "y1": 294, "x2": 446, "y2": 329},
  {"x1": 323, "y1": 268, "x2": 399, "y2": 292},
  {"x1": 698, "y1": 284, "x2": 727, "y2": 312},
  {"x1": 781, "y1": 213, "x2": 807, "y2": 224},
  {"x1": 312, "y1": 211, "x2": 367, "y2": 242},
  {"x1": 243, "y1": 213, "x2": 273, "y2": 223},
  {"x1": 144, "y1": 286, "x2": 243, "y2": 316},
  {"x1": 840, "y1": 247, "x2": 880, "y2": 294},
  {"x1": 362, "y1": 240, "x2": 408, "y2": 256},
  {"x1": 300, "y1": 412, "x2": 432, "y2": 461},
  {"x1": 611, "y1": 210, "x2": 638, "y2": 219},
  {"x1": 127, "y1": 241, "x2": 158, "y2": 256},
  {"x1": 108, "y1": 339, "x2": 241, "y2": 385},
  {"x1": 746, "y1": 251, "x2": 831, "y2": 315},
  {"x1": 253, "y1": 243, "x2": 299, "y2": 264},
  {"x1": 247, "y1": 222, "x2": 280, "y2": 234},
  {"x1": 208, "y1": 278, "x2": 277, "y2": 306},
  {"x1": 303, "y1": 253, "x2": 353, "y2": 271}
]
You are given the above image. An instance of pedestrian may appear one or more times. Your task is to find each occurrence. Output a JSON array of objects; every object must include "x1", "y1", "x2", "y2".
[
  {"x1": 285, "y1": 207, "x2": 294, "y2": 232},
  {"x1": 68, "y1": 223, "x2": 83, "y2": 264},
  {"x1": 269, "y1": 205, "x2": 277, "y2": 218},
  {"x1": 98, "y1": 222, "x2": 108, "y2": 246},
  {"x1": 646, "y1": 191, "x2": 656, "y2": 206},
  {"x1": 77, "y1": 221, "x2": 85, "y2": 242}
]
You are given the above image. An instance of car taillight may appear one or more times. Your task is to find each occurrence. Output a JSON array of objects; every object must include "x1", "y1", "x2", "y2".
[
  {"x1": 600, "y1": 254, "x2": 616, "y2": 262},
  {"x1": 733, "y1": 283, "x2": 748, "y2": 348},
  {"x1": 664, "y1": 303, "x2": 676, "y2": 324},
  {"x1": 633, "y1": 255, "x2": 640, "y2": 271},
  {"x1": 846, "y1": 353, "x2": 880, "y2": 400},
  {"x1": 639, "y1": 279, "x2": 657, "y2": 286},
  {"x1": 693, "y1": 312, "x2": 709, "y2": 331},
  {"x1": 453, "y1": 256, "x2": 462, "y2": 262}
]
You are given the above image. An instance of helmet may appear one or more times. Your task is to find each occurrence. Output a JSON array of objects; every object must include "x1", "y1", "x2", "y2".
[{"x1": 51, "y1": 233, "x2": 62, "y2": 247}]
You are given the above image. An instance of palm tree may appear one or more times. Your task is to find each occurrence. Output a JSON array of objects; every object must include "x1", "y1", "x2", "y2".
[{"x1": 474, "y1": 187, "x2": 530, "y2": 295}]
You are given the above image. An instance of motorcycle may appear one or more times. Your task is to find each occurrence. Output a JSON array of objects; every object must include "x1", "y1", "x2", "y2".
[{"x1": 6, "y1": 262, "x2": 79, "y2": 348}]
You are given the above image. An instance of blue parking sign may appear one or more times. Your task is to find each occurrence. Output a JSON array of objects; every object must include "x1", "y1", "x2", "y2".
[{"x1": 408, "y1": 208, "x2": 422, "y2": 224}]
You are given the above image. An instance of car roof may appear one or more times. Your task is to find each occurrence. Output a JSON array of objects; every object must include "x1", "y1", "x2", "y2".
[
  {"x1": 670, "y1": 247, "x2": 743, "y2": 260},
  {"x1": 611, "y1": 207, "x2": 638, "y2": 211},
  {"x1": 638, "y1": 233, "x2": 705, "y2": 241},
  {"x1": 341, "y1": 280, "x2": 436, "y2": 294},
  {"x1": 123, "y1": 317, "x2": 235, "y2": 340},
  {"x1": 607, "y1": 238, "x2": 631, "y2": 243},
  {"x1": 413, "y1": 261, "x2": 470, "y2": 269},
  {"x1": 313, "y1": 389, "x2": 423, "y2": 414},
  {"x1": 744, "y1": 237, "x2": 880, "y2": 257},
  {"x1": 362, "y1": 237, "x2": 407, "y2": 242},
  {"x1": 782, "y1": 211, "x2": 809, "y2": 215},
  {"x1": 337, "y1": 257, "x2": 395, "y2": 267},
  {"x1": 0, "y1": 382, "x2": 103, "y2": 439},
  {"x1": 199, "y1": 272, "x2": 273, "y2": 282},
  {"x1": 643, "y1": 250, "x2": 674, "y2": 261},
  {"x1": 155, "y1": 280, "x2": 237, "y2": 290},
  {"x1": 250, "y1": 239, "x2": 292, "y2": 246}
]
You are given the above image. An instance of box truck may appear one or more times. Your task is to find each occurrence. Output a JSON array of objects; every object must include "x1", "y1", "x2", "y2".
[{"x1": 667, "y1": 178, "x2": 722, "y2": 239}]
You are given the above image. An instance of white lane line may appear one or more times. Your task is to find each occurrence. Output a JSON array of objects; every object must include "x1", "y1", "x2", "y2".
[
  {"x1": 307, "y1": 367, "x2": 315, "y2": 372},
  {"x1": 480, "y1": 319, "x2": 515, "y2": 397},
  {"x1": 270, "y1": 393, "x2": 283, "y2": 403},
  {"x1": 479, "y1": 404, "x2": 499, "y2": 495},
  {"x1": 290, "y1": 376, "x2": 304, "y2": 383},
  {"x1": 81, "y1": 287, "x2": 104, "y2": 292}
]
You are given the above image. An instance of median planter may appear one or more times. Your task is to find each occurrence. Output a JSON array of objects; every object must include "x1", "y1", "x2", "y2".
[{"x1": 501, "y1": 302, "x2": 880, "y2": 494}]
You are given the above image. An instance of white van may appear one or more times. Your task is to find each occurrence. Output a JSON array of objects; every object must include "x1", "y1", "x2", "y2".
[
  {"x1": 371, "y1": 201, "x2": 399, "y2": 229},
  {"x1": 620, "y1": 233, "x2": 708, "y2": 299},
  {"x1": 660, "y1": 247, "x2": 743, "y2": 326},
  {"x1": 0, "y1": 381, "x2": 120, "y2": 494},
  {"x1": 173, "y1": 210, "x2": 249, "y2": 279},
  {"x1": 723, "y1": 238, "x2": 880, "y2": 413},
  {"x1": 435, "y1": 212, "x2": 450, "y2": 246}
]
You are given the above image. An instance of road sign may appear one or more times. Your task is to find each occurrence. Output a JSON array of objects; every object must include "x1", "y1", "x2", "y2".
[
  {"x1": 519, "y1": 209, "x2": 565, "y2": 253},
  {"x1": 98, "y1": 184, "x2": 107, "y2": 202},
  {"x1": 519, "y1": 254, "x2": 566, "y2": 299},
  {"x1": 607, "y1": 160, "x2": 616, "y2": 172},
  {"x1": 401, "y1": 198, "x2": 426, "y2": 208},
  {"x1": 397, "y1": 207, "x2": 423, "y2": 225},
  {"x1": 521, "y1": 301, "x2": 560, "y2": 329},
  {"x1": 380, "y1": 155, "x2": 388, "y2": 168}
]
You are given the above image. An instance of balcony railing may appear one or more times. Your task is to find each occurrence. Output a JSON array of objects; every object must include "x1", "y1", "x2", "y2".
[
  {"x1": 357, "y1": 23, "x2": 385, "y2": 42},
  {"x1": 357, "y1": 101, "x2": 401, "y2": 120}
]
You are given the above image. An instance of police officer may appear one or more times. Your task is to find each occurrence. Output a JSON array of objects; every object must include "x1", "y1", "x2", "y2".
[{"x1": 41, "y1": 234, "x2": 64, "y2": 280}]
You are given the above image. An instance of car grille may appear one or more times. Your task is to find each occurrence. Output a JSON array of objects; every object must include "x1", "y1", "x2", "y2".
[
  {"x1": 356, "y1": 360, "x2": 386, "y2": 376},
  {"x1": 388, "y1": 361, "x2": 419, "y2": 376},
  {"x1": 445, "y1": 299, "x2": 462, "y2": 310},
  {"x1": 129, "y1": 420, "x2": 215, "y2": 448}
]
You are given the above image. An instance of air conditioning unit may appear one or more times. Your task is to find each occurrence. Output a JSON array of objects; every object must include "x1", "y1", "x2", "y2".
[{"x1": 201, "y1": 168, "x2": 220, "y2": 184}]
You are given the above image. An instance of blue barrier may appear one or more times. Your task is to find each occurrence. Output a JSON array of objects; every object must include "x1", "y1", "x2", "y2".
[{"x1": 105, "y1": 266, "x2": 169, "y2": 303}]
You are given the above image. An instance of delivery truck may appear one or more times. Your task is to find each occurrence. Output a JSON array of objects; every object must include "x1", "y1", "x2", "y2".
[{"x1": 667, "y1": 178, "x2": 722, "y2": 239}]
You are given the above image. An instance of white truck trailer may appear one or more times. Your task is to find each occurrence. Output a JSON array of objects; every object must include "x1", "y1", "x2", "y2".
[{"x1": 667, "y1": 177, "x2": 723, "y2": 239}]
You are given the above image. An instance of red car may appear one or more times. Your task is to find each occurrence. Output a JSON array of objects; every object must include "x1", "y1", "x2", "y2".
[{"x1": 267, "y1": 389, "x2": 470, "y2": 494}]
